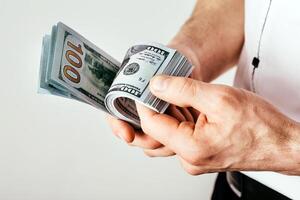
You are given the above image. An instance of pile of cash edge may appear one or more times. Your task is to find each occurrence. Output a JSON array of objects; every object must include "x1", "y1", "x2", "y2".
[{"x1": 38, "y1": 22, "x2": 193, "y2": 127}]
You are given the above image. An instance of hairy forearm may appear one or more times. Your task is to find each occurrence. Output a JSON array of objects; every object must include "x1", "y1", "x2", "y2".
[
  {"x1": 278, "y1": 121, "x2": 300, "y2": 175},
  {"x1": 170, "y1": 0, "x2": 244, "y2": 82},
  {"x1": 248, "y1": 102, "x2": 300, "y2": 175}
]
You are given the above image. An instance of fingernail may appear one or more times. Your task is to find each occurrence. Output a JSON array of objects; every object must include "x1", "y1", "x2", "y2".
[
  {"x1": 150, "y1": 76, "x2": 169, "y2": 92},
  {"x1": 115, "y1": 132, "x2": 121, "y2": 139},
  {"x1": 117, "y1": 133, "x2": 128, "y2": 143}
]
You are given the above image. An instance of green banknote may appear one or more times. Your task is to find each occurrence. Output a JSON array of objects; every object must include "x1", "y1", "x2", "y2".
[
  {"x1": 39, "y1": 22, "x2": 193, "y2": 126},
  {"x1": 39, "y1": 22, "x2": 120, "y2": 111}
]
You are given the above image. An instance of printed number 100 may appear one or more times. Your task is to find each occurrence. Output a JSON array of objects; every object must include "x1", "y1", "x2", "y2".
[{"x1": 63, "y1": 41, "x2": 83, "y2": 83}]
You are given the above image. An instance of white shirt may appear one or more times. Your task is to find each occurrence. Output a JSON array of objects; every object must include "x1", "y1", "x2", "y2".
[{"x1": 235, "y1": 0, "x2": 300, "y2": 199}]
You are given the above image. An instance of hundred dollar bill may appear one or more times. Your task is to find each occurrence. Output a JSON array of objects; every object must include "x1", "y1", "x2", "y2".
[
  {"x1": 39, "y1": 22, "x2": 120, "y2": 111},
  {"x1": 105, "y1": 44, "x2": 193, "y2": 126},
  {"x1": 39, "y1": 22, "x2": 193, "y2": 127}
]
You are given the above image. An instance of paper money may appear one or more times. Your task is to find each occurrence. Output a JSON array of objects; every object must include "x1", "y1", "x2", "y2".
[
  {"x1": 39, "y1": 22, "x2": 193, "y2": 127},
  {"x1": 39, "y1": 22, "x2": 120, "y2": 111}
]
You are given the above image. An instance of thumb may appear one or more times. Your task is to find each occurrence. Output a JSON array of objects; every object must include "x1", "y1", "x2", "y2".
[{"x1": 149, "y1": 75, "x2": 217, "y2": 115}]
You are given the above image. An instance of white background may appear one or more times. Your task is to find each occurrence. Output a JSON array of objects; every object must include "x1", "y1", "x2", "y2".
[{"x1": 0, "y1": 0, "x2": 236, "y2": 199}]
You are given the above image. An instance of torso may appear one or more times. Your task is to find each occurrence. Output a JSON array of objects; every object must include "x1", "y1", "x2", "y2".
[{"x1": 235, "y1": 0, "x2": 300, "y2": 198}]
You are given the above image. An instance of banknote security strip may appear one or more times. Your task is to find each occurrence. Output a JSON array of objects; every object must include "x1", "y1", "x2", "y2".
[{"x1": 39, "y1": 22, "x2": 193, "y2": 127}]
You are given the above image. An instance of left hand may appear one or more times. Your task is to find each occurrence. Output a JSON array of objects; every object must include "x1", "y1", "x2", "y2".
[{"x1": 136, "y1": 75, "x2": 300, "y2": 175}]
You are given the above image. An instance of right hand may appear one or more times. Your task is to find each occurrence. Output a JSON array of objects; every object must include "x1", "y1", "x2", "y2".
[
  {"x1": 106, "y1": 36, "x2": 203, "y2": 157},
  {"x1": 106, "y1": 0, "x2": 244, "y2": 156},
  {"x1": 106, "y1": 104, "x2": 199, "y2": 157}
]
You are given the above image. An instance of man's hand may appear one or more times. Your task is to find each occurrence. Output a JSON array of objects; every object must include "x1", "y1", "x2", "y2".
[
  {"x1": 106, "y1": 0, "x2": 244, "y2": 156},
  {"x1": 136, "y1": 75, "x2": 300, "y2": 175},
  {"x1": 106, "y1": 104, "x2": 196, "y2": 157}
]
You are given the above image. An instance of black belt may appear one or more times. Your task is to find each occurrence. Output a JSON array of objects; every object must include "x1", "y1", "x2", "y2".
[{"x1": 226, "y1": 172, "x2": 291, "y2": 199}]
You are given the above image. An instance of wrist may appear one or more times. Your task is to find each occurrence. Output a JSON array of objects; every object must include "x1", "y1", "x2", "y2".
[
  {"x1": 272, "y1": 119, "x2": 300, "y2": 175},
  {"x1": 284, "y1": 121, "x2": 300, "y2": 175},
  {"x1": 168, "y1": 32, "x2": 204, "y2": 81}
]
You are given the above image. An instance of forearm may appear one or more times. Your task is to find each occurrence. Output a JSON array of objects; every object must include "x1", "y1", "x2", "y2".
[
  {"x1": 248, "y1": 102, "x2": 300, "y2": 175},
  {"x1": 170, "y1": 0, "x2": 244, "y2": 82},
  {"x1": 277, "y1": 120, "x2": 300, "y2": 175}
]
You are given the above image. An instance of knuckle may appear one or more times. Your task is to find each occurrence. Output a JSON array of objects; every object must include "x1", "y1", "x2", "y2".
[
  {"x1": 215, "y1": 87, "x2": 250, "y2": 120},
  {"x1": 140, "y1": 113, "x2": 160, "y2": 134},
  {"x1": 178, "y1": 121, "x2": 195, "y2": 136},
  {"x1": 201, "y1": 138, "x2": 222, "y2": 157},
  {"x1": 185, "y1": 167, "x2": 201, "y2": 176},
  {"x1": 216, "y1": 86, "x2": 240, "y2": 107},
  {"x1": 178, "y1": 78, "x2": 198, "y2": 99},
  {"x1": 185, "y1": 153, "x2": 202, "y2": 166},
  {"x1": 237, "y1": 88, "x2": 249, "y2": 103}
]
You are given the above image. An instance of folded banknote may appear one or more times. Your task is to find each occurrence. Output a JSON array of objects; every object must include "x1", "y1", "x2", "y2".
[{"x1": 39, "y1": 22, "x2": 193, "y2": 127}]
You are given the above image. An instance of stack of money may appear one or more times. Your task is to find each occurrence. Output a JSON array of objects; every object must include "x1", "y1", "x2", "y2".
[{"x1": 39, "y1": 22, "x2": 193, "y2": 127}]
